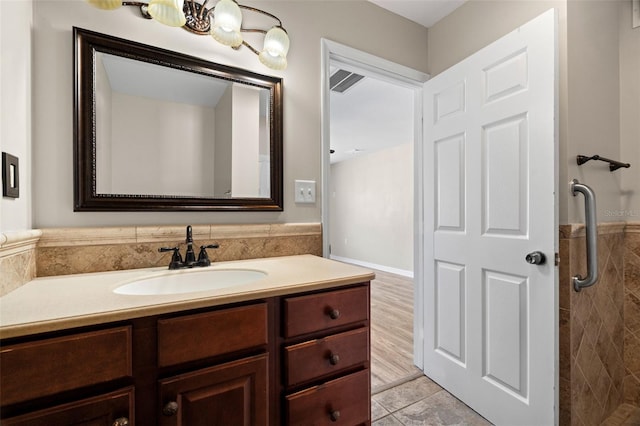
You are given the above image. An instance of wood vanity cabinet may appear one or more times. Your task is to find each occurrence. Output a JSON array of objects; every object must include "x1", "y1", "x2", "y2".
[
  {"x1": 281, "y1": 286, "x2": 371, "y2": 425},
  {"x1": 154, "y1": 303, "x2": 269, "y2": 426},
  {"x1": 0, "y1": 282, "x2": 371, "y2": 426},
  {"x1": 0, "y1": 388, "x2": 134, "y2": 426}
]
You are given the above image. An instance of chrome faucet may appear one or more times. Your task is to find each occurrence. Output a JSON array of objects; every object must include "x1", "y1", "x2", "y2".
[{"x1": 158, "y1": 225, "x2": 219, "y2": 270}]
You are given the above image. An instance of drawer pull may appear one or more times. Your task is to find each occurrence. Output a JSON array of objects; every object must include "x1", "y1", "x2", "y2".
[
  {"x1": 112, "y1": 418, "x2": 129, "y2": 426},
  {"x1": 328, "y1": 308, "x2": 341, "y2": 320},
  {"x1": 329, "y1": 410, "x2": 341, "y2": 422},
  {"x1": 162, "y1": 401, "x2": 179, "y2": 417},
  {"x1": 329, "y1": 353, "x2": 340, "y2": 365}
]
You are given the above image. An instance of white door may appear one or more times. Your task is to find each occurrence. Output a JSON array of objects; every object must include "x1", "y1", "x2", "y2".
[{"x1": 422, "y1": 9, "x2": 557, "y2": 426}]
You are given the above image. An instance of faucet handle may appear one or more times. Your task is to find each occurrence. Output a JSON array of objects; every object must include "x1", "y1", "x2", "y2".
[
  {"x1": 158, "y1": 247, "x2": 183, "y2": 270},
  {"x1": 197, "y1": 244, "x2": 219, "y2": 267}
]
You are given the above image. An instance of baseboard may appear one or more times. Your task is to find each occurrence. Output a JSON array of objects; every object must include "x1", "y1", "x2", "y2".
[{"x1": 329, "y1": 255, "x2": 414, "y2": 278}]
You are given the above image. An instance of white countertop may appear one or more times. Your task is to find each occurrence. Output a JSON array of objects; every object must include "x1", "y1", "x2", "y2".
[{"x1": 0, "y1": 255, "x2": 375, "y2": 339}]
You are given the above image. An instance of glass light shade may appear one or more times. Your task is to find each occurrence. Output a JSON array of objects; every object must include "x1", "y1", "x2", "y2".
[
  {"x1": 86, "y1": 0, "x2": 122, "y2": 10},
  {"x1": 148, "y1": 0, "x2": 187, "y2": 27},
  {"x1": 258, "y1": 27, "x2": 289, "y2": 70},
  {"x1": 211, "y1": 0, "x2": 243, "y2": 47}
]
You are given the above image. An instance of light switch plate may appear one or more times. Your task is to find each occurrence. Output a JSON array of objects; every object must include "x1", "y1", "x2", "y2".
[
  {"x1": 294, "y1": 180, "x2": 316, "y2": 203},
  {"x1": 2, "y1": 152, "x2": 19, "y2": 198}
]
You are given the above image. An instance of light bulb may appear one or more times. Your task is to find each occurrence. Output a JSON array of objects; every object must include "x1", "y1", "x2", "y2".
[
  {"x1": 259, "y1": 27, "x2": 289, "y2": 70},
  {"x1": 148, "y1": 0, "x2": 187, "y2": 27},
  {"x1": 86, "y1": 0, "x2": 122, "y2": 10},
  {"x1": 211, "y1": 0, "x2": 243, "y2": 47}
]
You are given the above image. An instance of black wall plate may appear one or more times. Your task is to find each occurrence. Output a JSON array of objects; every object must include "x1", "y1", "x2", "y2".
[{"x1": 2, "y1": 152, "x2": 19, "y2": 198}]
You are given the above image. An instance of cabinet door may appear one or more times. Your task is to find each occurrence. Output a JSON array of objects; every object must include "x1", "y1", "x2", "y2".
[
  {"x1": 1, "y1": 387, "x2": 134, "y2": 426},
  {"x1": 158, "y1": 354, "x2": 268, "y2": 426}
]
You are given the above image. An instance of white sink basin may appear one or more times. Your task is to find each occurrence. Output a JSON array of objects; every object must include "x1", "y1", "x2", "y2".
[{"x1": 113, "y1": 268, "x2": 267, "y2": 295}]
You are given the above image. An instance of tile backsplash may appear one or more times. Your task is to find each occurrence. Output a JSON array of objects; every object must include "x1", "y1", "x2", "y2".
[
  {"x1": 0, "y1": 230, "x2": 41, "y2": 296},
  {"x1": 0, "y1": 223, "x2": 322, "y2": 296}
]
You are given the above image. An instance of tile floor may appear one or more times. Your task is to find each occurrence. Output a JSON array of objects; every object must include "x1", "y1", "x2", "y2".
[
  {"x1": 602, "y1": 404, "x2": 640, "y2": 426},
  {"x1": 372, "y1": 376, "x2": 492, "y2": 426}
]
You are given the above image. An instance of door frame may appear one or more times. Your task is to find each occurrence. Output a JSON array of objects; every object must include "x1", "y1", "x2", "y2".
[{"x1": 320, "y1": 38, "x2": 429, "y2": 367}]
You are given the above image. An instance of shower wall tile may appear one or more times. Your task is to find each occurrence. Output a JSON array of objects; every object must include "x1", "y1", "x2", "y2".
[
  {"x1": 624, "y1": 224, "x2": 640, "y2": 406},
  {"x1": 36, "y1": 223, "x2": 323, "y2": 277},
  {"x1": 560, "y1": 223, "x2": 626, "y2": 426}
]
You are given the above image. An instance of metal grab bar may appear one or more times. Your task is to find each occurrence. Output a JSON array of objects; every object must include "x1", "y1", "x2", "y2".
[{"x1": 571, "y1": 179, "x2": 598, "y2": 292}]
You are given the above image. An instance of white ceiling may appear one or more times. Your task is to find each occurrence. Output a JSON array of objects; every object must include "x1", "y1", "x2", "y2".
[
  {"x1": 101, "y1": 52, "x2": 229, "y2": 107},
  {"x1": 330, "y1": 71, "x2": 414, "y2": 164},
  {"x1": 330, "y1": 1, "x2": 466, "y2": 164},
  {"x1": 368, "y1": 0, "x2": 466, "y2": 28}
]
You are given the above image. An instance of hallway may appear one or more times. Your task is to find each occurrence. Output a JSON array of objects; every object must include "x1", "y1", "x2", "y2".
[{"x1": 369, "y1": 269, "x2": 490, "y2": 425}]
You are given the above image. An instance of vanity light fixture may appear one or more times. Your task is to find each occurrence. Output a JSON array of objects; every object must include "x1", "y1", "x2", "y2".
[{"x1": 85, "y1": 0, "x2": 290, "y2": 70}]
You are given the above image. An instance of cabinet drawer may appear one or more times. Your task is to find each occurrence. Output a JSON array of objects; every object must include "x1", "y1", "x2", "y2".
[
  {"x1": 157, "y1": 303, "x2": 267, "y2": 368},
  {"x1": 286, "y1": 369, "x2": 370, "y2": 425},
  {"x1": 283, "y1": 286, "x2": 368, "y2": 338},
  {"x1": 1, "y1": 387, "x2": 134, "y2": 426},
  {"x1": 0, "y1": 326, "x2": 132, "y2": 406},
  {"x1": 284, "y1": 328, "x2": 368, "y2": 387}
]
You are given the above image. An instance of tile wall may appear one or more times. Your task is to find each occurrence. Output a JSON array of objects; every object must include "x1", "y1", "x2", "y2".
[
  {"x1": 623, "y1": 224, "x2": 640, "y2": 407},
  {"x1": 559, "y1": 222, "x2": 639, "y2": 425},
  {"x1": 0, "y1": 230, "x2": 41, "y2": 296},
  {"x1": 0, "y1": 223, "x2": 322, "y2": 296}
]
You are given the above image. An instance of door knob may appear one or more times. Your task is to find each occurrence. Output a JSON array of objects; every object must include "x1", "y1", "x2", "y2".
[{"x1": 525, "y1": 251, "x2": 546, "y2": 265}]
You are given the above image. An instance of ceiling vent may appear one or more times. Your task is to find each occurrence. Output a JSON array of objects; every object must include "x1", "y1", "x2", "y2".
[{"x1": 330, "y1": 69, "x2": 364, "y2": 93}]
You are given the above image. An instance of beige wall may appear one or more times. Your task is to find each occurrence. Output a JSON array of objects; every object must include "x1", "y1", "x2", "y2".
[
  {"x1": 330, "y1": 143, "x2": 413, "y2": 273},
  {"x1": 428, "y1": 0, "x2": 636, "y2": 225},
  {"x1": 427, "y1": 0, "x2": 566, "y2": 76},
  {"x1": 231, "y1": 84, "x2": 260, "y2": 197},
  {"x1": 620, "y1": 0, "x2": 640, "y2": 219},
  {"x1": 214, "y1": 85, "x2": 233, "y2": 197},
  {"x1": 95, "y1": 55, "x2": 113, "y2": 193},
  {"x1": 566, "y1": 0, "x2": 622, "y2": 224},
  {"x1": 28, "y1": 0, "x2": 428, "y2": 229},
  {"x1": 109, "y1": 93, "x2": 216, "y2": 196},
  {"x1": 0, "y1": 0, "x2": 32, "y2": 232},
  {"x1": 9, "y1": 0, "x2": 633, "y2": 232},
  {"x1": 427, "y1": 0, "x2": 571, "y2": 222}
]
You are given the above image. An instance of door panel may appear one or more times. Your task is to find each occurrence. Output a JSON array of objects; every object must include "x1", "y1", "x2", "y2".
[
  {"x1": 423, "y1": 9, "x2": 557, "y2": 426},
  {"x1": 434, "y1": 261, "x2": 466, "y2": 364},
  {"x1": 482, "y1": 114, "x2": 528, "y2": 236},
  {"x1": 435, "y1": 134, "x2": 465, "y2": 231},
  {"x1": 483, "y1": 270, "x2": 528, "y2": 397}
]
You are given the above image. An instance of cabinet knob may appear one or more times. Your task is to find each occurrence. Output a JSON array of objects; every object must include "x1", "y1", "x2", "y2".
[
  {"x1": 112, "y1": 418, "x2": 129, "y2": 426},
  {"x1": 329, "y1": 410, "x2": 341, "y2": 422},
  {"x1": 328, "y1": 308, "x2": 341, "y2": 320},
  {"x1": 329, "y1": 353, "x2": 340, "y2": 365},
  {"x1": 162, "y1": 401, "x2": 179, "y2": 417}
]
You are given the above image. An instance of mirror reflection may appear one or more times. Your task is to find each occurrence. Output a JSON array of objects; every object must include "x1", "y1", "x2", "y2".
[
  {"x1": 74, "y1": 27, "x2": 283, "y2": 211},
  {"x1": 95, "y1": 53, "x2": 271, "y2": 199}
]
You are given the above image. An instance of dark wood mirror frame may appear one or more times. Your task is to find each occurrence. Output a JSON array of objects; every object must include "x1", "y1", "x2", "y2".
[{"x1": 73, "y1": 27, "x2": 283, "y2": 211}]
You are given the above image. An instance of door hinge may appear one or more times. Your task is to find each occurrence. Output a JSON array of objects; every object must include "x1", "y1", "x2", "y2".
[{"x1": 555, "y1": 252, "x2": 560, "y2": 266}]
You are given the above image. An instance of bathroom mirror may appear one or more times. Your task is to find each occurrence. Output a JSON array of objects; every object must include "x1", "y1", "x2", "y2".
[{"x1": 73, "y1": 27, "x2": 283, "y2": 211}]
